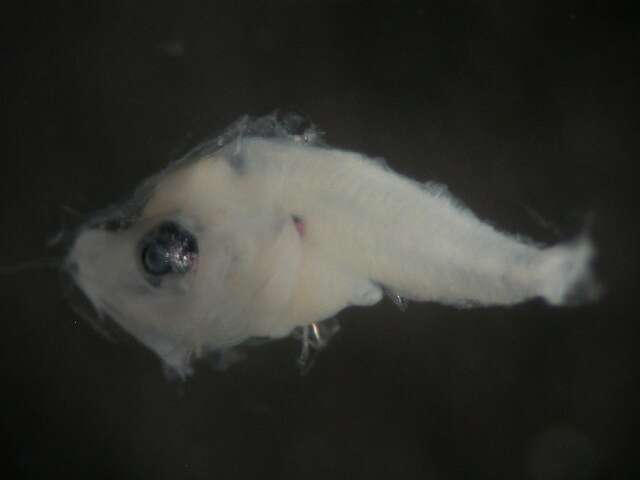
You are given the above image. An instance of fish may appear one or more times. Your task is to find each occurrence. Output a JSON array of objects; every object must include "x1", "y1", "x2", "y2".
[{"x1": 64, "y1": 113, "x2": 600, "y2": 377}]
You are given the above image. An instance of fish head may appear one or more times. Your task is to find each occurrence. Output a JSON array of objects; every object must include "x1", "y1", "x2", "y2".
[{"x1": 64, "y1": 153, "x2": 303, "y2": 375}]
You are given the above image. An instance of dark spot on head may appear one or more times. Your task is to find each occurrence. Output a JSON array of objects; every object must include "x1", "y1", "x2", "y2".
[{"x1": 225, "y1": 151, "x2": 246, "y2": 174}]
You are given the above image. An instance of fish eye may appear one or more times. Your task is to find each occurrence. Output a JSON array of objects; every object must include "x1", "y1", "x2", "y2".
[{"x1": 140, "y1": 221, "x2": 198, "y2": 277}]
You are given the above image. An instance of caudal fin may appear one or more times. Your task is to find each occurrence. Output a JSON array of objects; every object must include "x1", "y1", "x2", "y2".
[{"x1": 536, "y1": 236, "x2": 602, "y2": 306}]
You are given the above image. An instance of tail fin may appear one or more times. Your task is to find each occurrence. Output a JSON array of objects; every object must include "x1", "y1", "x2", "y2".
[{"x1": 536, "y1": 236, "x2": 602, "y2": 306}]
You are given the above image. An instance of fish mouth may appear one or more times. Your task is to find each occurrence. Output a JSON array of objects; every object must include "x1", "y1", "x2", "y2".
[{"x1": 60, "y1": 257, "x2": 127, "y2": 342}]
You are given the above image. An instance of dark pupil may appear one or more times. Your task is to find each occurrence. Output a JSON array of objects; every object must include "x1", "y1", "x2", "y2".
[{"x1": 141, "y1": 222, "x2": 198, "y2": 276}]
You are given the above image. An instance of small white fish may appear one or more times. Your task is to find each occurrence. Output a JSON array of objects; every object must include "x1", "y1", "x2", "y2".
[{"x1": 65, "y1": 113, "x2": 600, "y2": 377}]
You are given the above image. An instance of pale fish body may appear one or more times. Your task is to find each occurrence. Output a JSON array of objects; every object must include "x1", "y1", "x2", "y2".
[{"x1": 66, "y1": 114, "x2": 599, "y2": 376}]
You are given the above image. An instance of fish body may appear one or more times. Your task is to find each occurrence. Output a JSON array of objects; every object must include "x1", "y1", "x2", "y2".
[{"x1": 66, "y1": 114, "x2": 599, "y2": 376}]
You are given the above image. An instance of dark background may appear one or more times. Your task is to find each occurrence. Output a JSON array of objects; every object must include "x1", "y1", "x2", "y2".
[{"x1": 2, "y1": 1, "x2": 638, "y2": 478}]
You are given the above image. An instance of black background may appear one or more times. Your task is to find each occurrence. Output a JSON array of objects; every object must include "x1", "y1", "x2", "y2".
[{"x1": 2, "y1": 1, "x2": 638, "y2": 479}]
